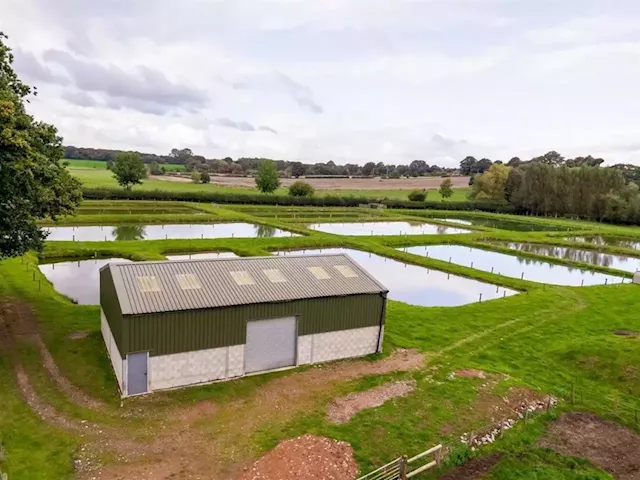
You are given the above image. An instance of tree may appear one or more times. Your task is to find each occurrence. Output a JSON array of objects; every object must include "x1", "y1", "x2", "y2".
[
  {"x1": 170, "y1": 147, "x2": 194, "y2": 164},
  {"x1": 200, "y1": 171, "x2": 211, "y2": 183},
  {"x1": 507, "y1": 157, "x2": 522, "y2": 167},
  {"x1": 531, "y1": 150, "x2": 564, "y2": 166},
  {"x1": 291, "y1": 162, "x2": 305, "y2": 178},
  {"x1": 474, "y1": 158, "x2": 493, "y2": 174},
  {"x1": 469, "y1": 163, "x2": 511, "y2": 201},
  {"x1": 255, "y1": 160, "x2": 280, "y2": 193},
  {"x1": 409, "y1": 160, "x2": 427, "y2": 177},
  {"x1": 112, "y1": 152, "x2": 147, "y2": 190},
  {"x1": 408, "y1": 190, "x2": 427, "y2": 201},
  {"x1": 288, "y1": 181, "x2": 314, "y2": 197},
  {"x1": 0, "y1": 33, "x2": 82, "y2": 257},
  {"x1": 438, "y1": 178, "x2": 454, "y2": 199},
  {"x1": 459, "y1": 156, "x2": 477, "y2": 176},
  {"x1": 191, "y1": 171, "x2": 201, "y2": 183},
  {"x1": 149, "y1": 162, "x2": 163, "y2": 175},
  {"x1": 361, "y1": 162, "x2": 376, "y2": 176}
]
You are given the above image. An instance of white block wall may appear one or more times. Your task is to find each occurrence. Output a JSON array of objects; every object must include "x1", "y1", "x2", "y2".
[
  {"x1": 297, "y1": 325, "x2": 382, "y2": 366},
  {"x1": 101, "y1": 310, "x2": 125, "y2": 394},
  {"x1": 148, "y1": 344, "x2": 244, "y2": 391}
]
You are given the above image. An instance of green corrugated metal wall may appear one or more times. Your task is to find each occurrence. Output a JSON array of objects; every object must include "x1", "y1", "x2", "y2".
[
  {"x1": 99, "y1": 267, "x2": 125, "y2": 356},
  {"x1": 121, "y1": 294, "x2": 385, "y2": 357}
]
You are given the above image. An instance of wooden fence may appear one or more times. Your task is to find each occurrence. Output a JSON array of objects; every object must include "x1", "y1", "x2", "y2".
[{"x1": 356, "y1": 444, "x2": 442, "y2": 480}]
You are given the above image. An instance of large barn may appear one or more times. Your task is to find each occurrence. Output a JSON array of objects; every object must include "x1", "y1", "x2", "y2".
[{"x1": 99, "y1": 254, "x2": 388, "y2": 396}]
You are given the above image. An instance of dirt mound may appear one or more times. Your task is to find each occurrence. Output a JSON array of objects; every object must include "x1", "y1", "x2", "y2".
[
  {"x1": 540, "y1": 412, "x2": 640, "y2": 479},
  {"x1": 438, "y1": 453, "x2": 502, "y2": 480},
  {"x1": 237, "y1": 435, "x2": 358, "y2": 480},
  {"x1": 328, "y1": 380, "x2": 416, "y2": 424}
]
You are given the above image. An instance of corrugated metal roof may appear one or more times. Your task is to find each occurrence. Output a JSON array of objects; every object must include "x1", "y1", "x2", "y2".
[{"x1": 102, "y1": 254, "x2": 388, "y2": 315}]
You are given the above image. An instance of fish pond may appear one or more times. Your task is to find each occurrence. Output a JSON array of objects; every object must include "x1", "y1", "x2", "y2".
[
  {"x1": 307, "y1": 222, "x2": 471, "y2": 236},
  {"x1": 566, "y1": 236, "x2": 640, "y2": 251},
  {"x1": 496, "y1": 242, "x2": 640, "y2": 273},
  {"x1": 44, "y1": 223, "x2": 295, "y2": 241},
  {"x1": 39, "y1": 258, "x2": 132, "y2": 305},
  {"x1": 273, "y1": 248, "x2": 516, "y2": 307},
  {"x1": 401, "y1": 245, "x2": 625, "y2": 286},
  {"x1": 433, "y1": 217, "x2": 574, "y2": 231}
]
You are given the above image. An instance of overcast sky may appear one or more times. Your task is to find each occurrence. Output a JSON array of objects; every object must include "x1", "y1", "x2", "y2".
[{"x1": 4, "y1": 0, "x2": 640, "y2": 166}]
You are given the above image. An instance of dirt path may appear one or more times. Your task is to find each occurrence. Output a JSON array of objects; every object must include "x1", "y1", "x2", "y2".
[{"x1": 0, "y1": 298, "x2": 105, "y2": 410}]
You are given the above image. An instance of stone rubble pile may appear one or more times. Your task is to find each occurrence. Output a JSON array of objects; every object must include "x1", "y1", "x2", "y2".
[{"x1": 460, "y1": 396, "x2": 558, "y2": 448}]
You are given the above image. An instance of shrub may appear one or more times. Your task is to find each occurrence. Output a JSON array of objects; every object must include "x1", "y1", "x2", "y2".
[
  {"x1": 191, "y1": 172, "x2": 201, "y2": 184},
  {"x1": 288, "y1": 181, "x2": 315, "y2": 197},
  {"x1": 408, "y1": 189, "x2": 427, "y2": 202},
  {"x1": 200, "y1": 171, "x2": 211, "y2": 184}
]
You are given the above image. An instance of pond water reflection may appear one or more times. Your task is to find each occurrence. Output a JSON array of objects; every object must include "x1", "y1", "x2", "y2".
[
  {"x1": 307, "y1": 222, "x2": 471, "y2": 236},
  {"x1": 274, "y1": 248, "x2": 516, "y2": 307},
  {"x1": 566, "y1": 236, "x2": 640, "y2": 251},
  {"x1": 44, "y1": 223, "x2": 295, "y2": 241},
  {"x1": 496, "y1": 242, "x2": 640, "y2": 273},
  {"x1": 39, "y1": 258, "x2": 132, "y2": 304},
  {"x1": 401, "y1": 245, "x2": 625, "y2": 286}
]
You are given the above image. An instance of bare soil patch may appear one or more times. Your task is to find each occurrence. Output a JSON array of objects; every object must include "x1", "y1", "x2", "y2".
[
  {"x1": 614, "y1": 329, "x2": 639, "y2": 337},
  {"x1": 438, "y1": 453, "x2": 503, "y2": 480},
  {"x1": 328, "y1": 380, "x2": 416, "y2": 424},
  {"x1": 68, "y1": 331, "x2": 89, "y2": 340},
  {"x1": 236, "y1": 435, "x2": 358, "y2": 480},
  {"x1": 151, "y1": 175, "x2": 470, "y2": 191},
  {"x1": 540, "y1": 412, "x2": 640, "y2": 479}
]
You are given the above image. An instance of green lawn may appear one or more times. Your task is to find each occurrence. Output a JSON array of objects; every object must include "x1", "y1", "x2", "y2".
[
  {"x1": 70, "y1": 167, "x2": 470, "y2": 201},
  {"x1": 65, "y1": 159, "x2": 185, "y2": 172},
  {"x1": 2, "y1": 203, "x2": 640, "y2": 479}
]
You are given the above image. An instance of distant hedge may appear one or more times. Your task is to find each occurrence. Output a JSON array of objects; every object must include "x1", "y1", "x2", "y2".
[{"x1": 82, "y1": 187, "x2": 515, "y2": 213}]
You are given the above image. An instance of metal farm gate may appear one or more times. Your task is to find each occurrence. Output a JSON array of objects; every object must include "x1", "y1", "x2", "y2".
[{"x1": 357, "y1": 445, "x2": 442, "y2": 480}]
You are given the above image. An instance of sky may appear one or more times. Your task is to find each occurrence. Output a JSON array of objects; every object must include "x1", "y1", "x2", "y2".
[{"x1": 3, "y1": 0, "x2": 640, "y2": 167}]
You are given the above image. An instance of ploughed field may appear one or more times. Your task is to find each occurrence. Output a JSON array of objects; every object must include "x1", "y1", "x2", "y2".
[{"x1": 1, "y1": 200, "x2": 639, "y2": 479}]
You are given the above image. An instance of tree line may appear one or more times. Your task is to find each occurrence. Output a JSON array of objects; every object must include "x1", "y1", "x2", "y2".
[
  {"x1": 468, "y1": 153, "x2": 640, "y2": 224},
  {"x1": 64, "y1": 146, "x2": 459, "y2": 178}
]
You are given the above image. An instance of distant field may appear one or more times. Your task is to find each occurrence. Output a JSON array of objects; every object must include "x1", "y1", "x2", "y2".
[
  {"x1": 65, "y1": 159, "x2": 186, "y2": 172},
  {"x1": 70, "y1": 167, "x2": 470, "y2": 201}
]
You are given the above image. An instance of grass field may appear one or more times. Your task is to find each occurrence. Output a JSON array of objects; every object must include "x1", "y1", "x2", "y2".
[
  {"x1": 70, "y1": 167, "x2": 471, "y2": 201},
  {"x1": 66, "y1": 159, "x2": 186, "y2": 172},
  {"x1": 1, "y1": 202, "x2": 640, "y2": 479}
]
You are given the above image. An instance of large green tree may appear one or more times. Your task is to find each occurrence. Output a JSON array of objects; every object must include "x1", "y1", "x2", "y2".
[
  {"x1": 112, "y1": 152, "x2": 147, "y2": 190},
  {"x1": 255, "y1": 160, "x2": 280, "y2": 193},
  {"x1": 0, "y1": 33, "x2": 82, "y2": 258},
  {"x1": 469, "y1": 163, "x2": 511, "y2": 201}
]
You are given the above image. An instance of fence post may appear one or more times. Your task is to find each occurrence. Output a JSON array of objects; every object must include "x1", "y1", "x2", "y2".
[{"x1": 400, "y1": 456, "x2": 408, "y2": 480}]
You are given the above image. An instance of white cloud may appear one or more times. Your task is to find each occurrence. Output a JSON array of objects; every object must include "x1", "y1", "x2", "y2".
[{"x1": 4, "y1": 0, "x2": 640, "y2": 165}]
